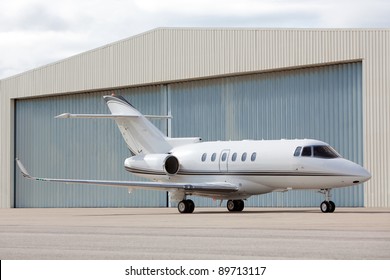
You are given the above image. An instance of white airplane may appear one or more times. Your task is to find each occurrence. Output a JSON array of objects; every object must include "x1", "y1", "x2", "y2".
[{"x1": 16, "y1": 95, "x2": 371, "y2": 213}]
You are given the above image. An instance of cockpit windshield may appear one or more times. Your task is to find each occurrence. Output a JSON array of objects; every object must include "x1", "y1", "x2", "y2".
[
  {"x1": 295, "y1": 145, "x2": 340, "y2": 158},
  {"x1": 313, "y1": 145, "x2": 340, "y2": 158}
]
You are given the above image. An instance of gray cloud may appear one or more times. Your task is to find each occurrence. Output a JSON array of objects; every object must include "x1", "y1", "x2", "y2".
[
  {"x1": 1, "y1": 0, "x2": 390, "y2": 80},
  {"x1": 18, "y1": 5, "x2": 70, "y2": 31},
  {"x1": 153, "y1": 11, "x2": 322, "y2": 28},
  {"x1": 0, "y1": 4, "x2": 71, "y2": 32}
]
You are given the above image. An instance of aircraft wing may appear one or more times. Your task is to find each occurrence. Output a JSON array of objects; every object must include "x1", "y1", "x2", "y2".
[{"x1": 15, "y1": 159, "x2": 238, "y2": 194}]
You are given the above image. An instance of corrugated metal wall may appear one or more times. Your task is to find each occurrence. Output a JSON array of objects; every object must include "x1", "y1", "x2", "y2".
[
  {"x1": 15, "y1": 62, "x2": 362, "y2": 207},
  {"x1": 0, "y1": 29, "x2": 379, "y2": 96},
  {"x1": 171, "y1": 62, "x2": 363, "y2": 207},
  {"x1": 15, "y1": 86, "x2": 168, "y2": 207}
]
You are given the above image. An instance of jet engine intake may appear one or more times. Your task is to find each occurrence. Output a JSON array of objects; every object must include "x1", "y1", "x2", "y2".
[
  {"x1": 124, "y1": 154, "x2": 180, "y2": 176},
  {"x1": 164, "y1": 155, "x2": 179, "y2": 175}
]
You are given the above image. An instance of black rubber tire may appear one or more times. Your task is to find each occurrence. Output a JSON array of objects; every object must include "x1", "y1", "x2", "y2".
[
  {"x1": 320, "y1": 201, "x2": 330, "y2": 213},
  {"x1": 328, "y1": 201, "x2": 336, "y2": 213},
  {"x1": 187, "y1": 199, "x2": 195, "y2": 213},
  {"x1": 178, "y1": 200, "x2": 187, "y2": 213},
  {"x1": 178, "y1": 200, "x2": 195, "y2": 213},
  {"x1": 227, "y1": 200, "x2": 236, "y2": 212},
  {"x1": 236, "y1": 200, "x2": 245, "y2": 211}
]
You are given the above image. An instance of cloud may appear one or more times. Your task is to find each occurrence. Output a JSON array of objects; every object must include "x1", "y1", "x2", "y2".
[
  {"x1": 135, "y1": 0, "x2": 316, "y2": 16},
  {"x1": 9, "y1": 5, "x2": 70, "y2": 31},
  {"x1": 134, "y1": 0, "x2": 390, "y2": 28},
  {"x1": 1, "y1": 0, "x2": 390, "y2": 79},
  {"x1": 0, "y1": 0, "x2": 144, "y2": 79},
  {"x1": 132, "y1": 0, "x2": 321, "y2": 28}
]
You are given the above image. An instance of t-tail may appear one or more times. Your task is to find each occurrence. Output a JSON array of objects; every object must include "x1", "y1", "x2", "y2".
[
  {"x1": 55, "y1": 95, "x2": 201, "y2": 155},
  {"x1": 104, "y1": 95, "x2": 171, "y2": 155}
]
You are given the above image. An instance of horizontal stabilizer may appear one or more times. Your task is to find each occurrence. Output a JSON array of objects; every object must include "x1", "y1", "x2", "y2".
[
  {"x1": 55, "y1": 113, "x2": 172, "y2": 119},
  {"x1": 56, "y1": 95, "x2": 173, "y2": 155}
]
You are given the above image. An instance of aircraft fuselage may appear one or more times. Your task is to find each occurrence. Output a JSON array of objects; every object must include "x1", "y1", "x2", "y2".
[{"x1": 124, "y1": 139, "x2": 370, "y2": 200}]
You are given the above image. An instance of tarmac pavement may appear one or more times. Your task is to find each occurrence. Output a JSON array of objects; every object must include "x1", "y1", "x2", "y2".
[{"x1": 0, "y1": 207, "x2": 389, "y2": 259}]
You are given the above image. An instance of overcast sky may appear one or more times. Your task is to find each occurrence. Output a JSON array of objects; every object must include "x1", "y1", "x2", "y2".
[{"x1": 1, "y1": 0, "x2": 389, "y2": 79}]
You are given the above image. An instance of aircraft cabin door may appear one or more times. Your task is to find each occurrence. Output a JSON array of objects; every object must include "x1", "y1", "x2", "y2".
[{"x1": 219, "y1": 149, "x2": 230, "y2": 172}]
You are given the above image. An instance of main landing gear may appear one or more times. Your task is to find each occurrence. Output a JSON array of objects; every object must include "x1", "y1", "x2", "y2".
[
  {"x1": 227, "y1": 199, "x2": 245, "y2": 212},
  {"x1": 177, "y1": 199, "x2": 195, "y2": 213},
  {"x1": 178, "y1": 199, "x2": 245, "y2": 213},
  {"x1": 319, "y1": 189, "x2": 336, "y2": 213}
]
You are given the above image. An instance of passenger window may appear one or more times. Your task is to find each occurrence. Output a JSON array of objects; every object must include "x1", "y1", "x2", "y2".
[
  {"x1": 231, "y1": 152, "x2": 237, "y2": 161},
  {"x1": 301, "y1": 146, "x2": 312, "y2": 157},
  {"x1": 294, "y1": 146, "x2": 302, "y2": 157},
  {"x1": 201, "y1": 153, "x2": 207, "y2": 162},
  {"x1": 251, "y1": 152, "x2": 257, "y2": 161},
  {"x1": 241, "y1": 152, "x2": 247, "y2": 161},
  {"x1": 221, "y1": 153, "x2": 227, "y2": 162},
  {"x1": 211, "y1": 153, "x2": 217, "y2": 162}
]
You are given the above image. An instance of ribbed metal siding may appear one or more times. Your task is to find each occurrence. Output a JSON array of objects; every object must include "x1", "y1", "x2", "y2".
[
  {"x1": 364, "y1": 30, "x2": 390, "y2": 208},
  {"x1": 15, "y1": 86, "x2": 168, "y2": 207},
  {"x1": 1, "y1": 29, "x2": 382, "y2": 97},
  {"x1": 170, "y1": 62, "x2": 363, "y2": 207}
]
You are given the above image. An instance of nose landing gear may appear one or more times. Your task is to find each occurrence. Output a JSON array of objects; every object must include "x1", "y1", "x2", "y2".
[
  {"x1": 320, "y1": 200, "x2": 335, "y2": 213},
  {"x1": 319, "y1": 189, "x2": 336, "y2": 213}
]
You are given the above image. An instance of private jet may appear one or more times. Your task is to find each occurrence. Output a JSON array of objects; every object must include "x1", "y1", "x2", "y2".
[{"x1": 16, "y1": 95, "x2": 371, "y2": 213}]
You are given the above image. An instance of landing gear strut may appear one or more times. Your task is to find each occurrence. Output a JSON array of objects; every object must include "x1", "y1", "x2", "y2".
[
  {"x1": 178, "y1": 199, "x2": 195, "y2": 213},
  {"x1": 319, "y1": 189, "x2": 336, "y2": 213},
  {"x1": 227, "y1": 200, "x2": 245, "y2": 212}
]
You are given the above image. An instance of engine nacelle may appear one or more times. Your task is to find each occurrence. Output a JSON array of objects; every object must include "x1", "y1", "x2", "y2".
[{"x1": 124, "y1": 154, "x2": 180, "y2": 176}]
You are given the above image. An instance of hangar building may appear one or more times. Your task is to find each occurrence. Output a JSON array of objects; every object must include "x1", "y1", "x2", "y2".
[{"x1": 0, "y1": 28, "x2": 389, "y2": 208}]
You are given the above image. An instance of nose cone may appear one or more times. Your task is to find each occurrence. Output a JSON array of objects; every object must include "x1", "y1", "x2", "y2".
[
  {"x1": 343, "y1": 160, "x2": 371, "y2": 184},
  {"x1": 328, "y1": 158, "x2": 371, "y2": 186},
  {"x1": 355, "y1": 166, "x2": 371, "y2": 184}
]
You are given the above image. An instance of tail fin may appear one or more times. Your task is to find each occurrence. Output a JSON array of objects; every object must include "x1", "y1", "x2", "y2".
[{"x1": 103, "y1": 95, "x2": 172, "y2": 155}]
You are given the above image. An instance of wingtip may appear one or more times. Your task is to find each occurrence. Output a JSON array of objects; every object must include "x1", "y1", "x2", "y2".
[
  {"x1": 55, "y1": 113, "x2": 71, "y2": 119},
  {"x1": 15, "y1": 158, "x2": 32, "y2": 179}
]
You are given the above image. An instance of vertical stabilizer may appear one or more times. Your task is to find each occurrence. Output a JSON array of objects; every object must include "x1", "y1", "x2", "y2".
[{"x1": 103, "y1": 95, "x2": 172, "y2": 155}]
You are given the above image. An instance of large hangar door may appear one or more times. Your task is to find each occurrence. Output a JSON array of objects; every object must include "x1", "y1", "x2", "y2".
[
  {"x1": 15, "y1": 86, "x2": 168, "y2": 207},
  {"x1": 170, "y1": 62, "x2": 363, "y2": 207},
  {"x1": 14, "y1": 62, "x2": 363, "y2": 208}
]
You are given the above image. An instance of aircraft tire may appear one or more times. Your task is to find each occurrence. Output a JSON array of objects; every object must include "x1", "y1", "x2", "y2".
[
  {"x1": 320, "y1": 201, "x2": 330, "y2": 213},
  {"x1": 227, "y1": 200, "x2": 236, "y2": 212},
  {"x1": 227, "y1": 200, "x2": 245, "y2": 212},
  {"x1": 328, "y1": 201, "x2": 336, "y2": 213},
  {"x1": 236, "y1": 200, "x2": 245, "y2": 211},
  {"x1": 178, "y1": 200, "x2": 195, "y2": 214},
  {"x1": 178, "y1": 200, "x2": 187, "y2": 213},
  {"x1": 187, "y1": 199, "x2": 195, "y2": 213}
]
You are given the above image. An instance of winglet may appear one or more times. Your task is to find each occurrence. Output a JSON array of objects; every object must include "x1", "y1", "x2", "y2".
[
  {"x1": 55, "y1": 113, "x2": 71, "y2": 119},
  {"x1": 15, "y1": 158, "x2": 33, "y2": 179}
]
